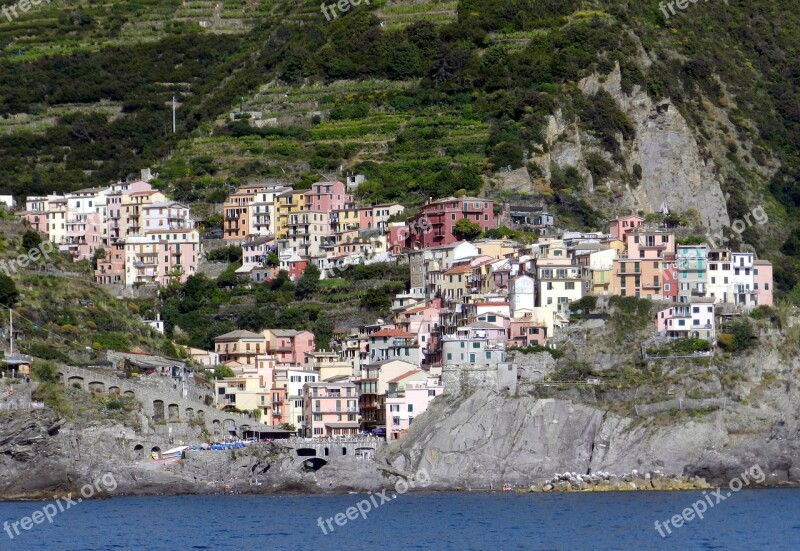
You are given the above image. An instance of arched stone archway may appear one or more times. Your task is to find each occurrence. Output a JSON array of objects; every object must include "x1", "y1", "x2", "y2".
[
  {"x1": 123, "y1": 390, "x2": 135, "y2": 398},
  {"x1": 296, "y1": 448, "x2": 317, "y2": 457},
  {"x1": 153, "y1": 400, "x2": 165, "y2": 421},
  {"x1": 67, "y1": 376, "x2": 83, "y2": 389},
  {"x1": 88, "y1": 381, "x2": 105, "y2": 393},
  {"x1": 167, "y1": 403, "x2": 179, "y2": 422},
  {"x1": 108, "y1": 386, "x2": 121, "y2": 396},
  {"x1": 303, "y1": 458, "x2": 328, "y2": 472},
  {"x1": 134, "y1": 444, "x2": 144, "y2": 459}
]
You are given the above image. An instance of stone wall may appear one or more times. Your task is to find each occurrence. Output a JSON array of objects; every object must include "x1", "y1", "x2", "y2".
[{"x1": 442, "y1": 363, "x2": 517, "y2": 395}]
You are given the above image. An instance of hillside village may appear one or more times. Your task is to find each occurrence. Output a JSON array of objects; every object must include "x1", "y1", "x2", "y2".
[{"x1": 11, "y1": 173, "x2": 774, "y2": 443}]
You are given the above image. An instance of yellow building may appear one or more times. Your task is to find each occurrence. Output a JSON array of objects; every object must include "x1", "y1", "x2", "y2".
[
  {"x1": 222, "y1": 185, "x2": 265, "y2": 241},
  {"x1": 474, "y1": 239, "x2": 519, "y2": 260},
  {"x1": 304, "y1": 351, "x2": 353, "y2": 381},
  {"x1": 275, "y1": 189, "x2": 307, "y2": 238}
]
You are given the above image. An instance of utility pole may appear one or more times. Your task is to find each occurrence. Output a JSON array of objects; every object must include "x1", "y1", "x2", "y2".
[{"x1": 172, "y1": 96, "x2": 177, "y2": 134}]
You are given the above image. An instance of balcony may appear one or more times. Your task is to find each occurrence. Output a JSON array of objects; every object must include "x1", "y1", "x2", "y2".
[
  {"x1": 643, "y1": 281, "x2": 661, "y2": 289},
  {"x1": 640, "y1": 240, "x2": 668, "y2": 249}
]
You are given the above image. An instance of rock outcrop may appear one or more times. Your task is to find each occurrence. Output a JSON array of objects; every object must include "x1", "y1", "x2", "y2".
[{"x1": 382, "y1": 387, "x2": 800, "y2": 489}]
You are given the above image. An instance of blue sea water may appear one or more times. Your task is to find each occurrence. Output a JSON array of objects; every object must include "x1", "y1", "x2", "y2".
[{"x1": 0, "y1": 489, "x2": 797, "y2": 550}]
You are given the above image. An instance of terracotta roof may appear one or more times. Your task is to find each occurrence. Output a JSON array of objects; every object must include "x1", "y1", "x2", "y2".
[
  {"x1": 445, "y1": 264, "x2": 472, "y2": 275},
  {"x1": 370, "y1": 329, "x2": 415, "y2": 338},
  {"x1": 388, "y1": 369, "x2": 423, "y2": 383}
]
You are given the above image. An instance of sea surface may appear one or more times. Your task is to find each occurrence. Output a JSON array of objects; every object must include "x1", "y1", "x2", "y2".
[{"x1": 0, "y1": 489, "x2": 797, "y2": 550}]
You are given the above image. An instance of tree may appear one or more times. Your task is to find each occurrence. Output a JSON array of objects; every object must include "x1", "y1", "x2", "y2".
[
  {"x1": 265, "y1": 252, "x2": 280, "y2": 267},
  {"x1": 31, "y1": 360, "x2": 58, "y2": 383},
  {"x1": 0, "y1": 275, "x2": 19, "y2": 307},
  {"x1": 213, "y1": 365, "x2": 235, "y2": 379},
  {"x1": 216, "y1": 269, "x2": 238, "y2": 289},
  {"x1": 295, "y1": 264, "x2": 320, "y2": 299},
  {"x1": 92, "y1": 247, "x2": 106, "y2": 269},
  {"x1": 453, "y1": 218, "x2": 482, "y2": 241},
  {"x1": 21, "y1": 230, "x2": 42, "y2": 252},
  {"x1": 237, "y1": 309, "x2": 266, "y2": 332},
  {"x1": 730, "y1": 319, "x2": 754, "y2": 351},
  {"x1": 313, "y1": 313, "x2": 335, "y2": 349},
  {"x1": 252, "y1": 409, "x2": 263, "y2": 423}
]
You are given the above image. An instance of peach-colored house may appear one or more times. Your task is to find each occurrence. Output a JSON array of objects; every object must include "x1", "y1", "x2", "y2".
[
  {"x1": 214, "y1": 330, "x2": 267, "y2": 367},
  {"x1": 263, "y1": 329, "x2": 315, "y2": 366},
  {"x1": 385, "y1": 371, "x2": 443, "y2": 441},
  {"x1": 608, "y1": 215, "x2": 645, "y2": 241},
  {"x1": 753, "y1": 260, "x2": 773, "y2": 307},
  {"x1": 303, "y1": 380, "x2": 359, "y2": 437}
]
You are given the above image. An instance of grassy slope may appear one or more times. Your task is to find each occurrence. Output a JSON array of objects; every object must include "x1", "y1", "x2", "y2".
[{"x1": 1, "y1": 0, "x2": 800, "y2": 295}]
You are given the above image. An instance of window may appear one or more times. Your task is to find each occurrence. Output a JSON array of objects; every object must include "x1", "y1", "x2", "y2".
[
  {"x1": 446, "y1": 353, "x2": 452, "y2": 360},
  {"x1": 692, "y1": 307, "x2": 699, "y2": 313},
  {"x1": 408, "y1": 404, "x2": 413, "y2": 413},
  {"x1": 472, "y1": 342, "x2": 480, "y2": 349},
  {"x1": 565, "y1": 282, "x2": 575, "y2": 290},
  {"x1": 428, "y1": 390, "x2": 436, "y2": 397},
  {"x1": 469, "y1": 353, "x2": 475, "y2": 363},
  {"x1": 485, "y1": 351, "x2": 491, "y2": 360}
]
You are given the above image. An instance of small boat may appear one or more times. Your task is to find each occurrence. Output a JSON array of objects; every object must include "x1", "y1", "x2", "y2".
[
  {"x1": 152, "y1": 446, "x2": 189, "y2": 461},
  {"x1": 502, "y1": 483, "x2": 512, "y2": 492}
]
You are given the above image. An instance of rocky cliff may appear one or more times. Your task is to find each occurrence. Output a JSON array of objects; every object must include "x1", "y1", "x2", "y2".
[{"x1": 381, "y1": 387, "x2": 800, "y2": 489}]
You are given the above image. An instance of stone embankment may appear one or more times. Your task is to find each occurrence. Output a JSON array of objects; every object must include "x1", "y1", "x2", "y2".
[{"x1": 525, "y1": 471, "x2": 711, "y2": 493}]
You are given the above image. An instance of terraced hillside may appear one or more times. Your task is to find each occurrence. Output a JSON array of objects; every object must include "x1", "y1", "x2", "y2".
[{"x1": 2, "y1": 0, "x2": 800, "y2": 300}]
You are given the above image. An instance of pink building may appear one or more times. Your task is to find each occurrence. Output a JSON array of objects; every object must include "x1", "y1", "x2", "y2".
[
  {"x1": 306, "y1": 181, "x2": 353, "y2": 214},
  {"x1": 95, "y1": 242, "x2": 126, "y2": 285},
  {"x1": 61, "y1": 212, "x2": 103, "y2": 260},
  {"x1": 385, "y1": 372, "x2": 443, "y2": 441},
  {"x1": 656, "y1": 298, "x2": 716, "y2": 341},
  {"x1": 753, "y1": 260, "x2": 773, "y2": 307},
  {"x1": 264, "y1": 329, "x2": 315, "y2": 366},
  {"x1": 358, "y1": 204, "x2": 404, "y2": 231},
  {"x1": 608, "y1": 215, "x2": 645, "y2": 241},
  {"x1": 407, "y1": 197, "x2": 495, "y2": 249},
  {"x1": 303, "y1": 381, "x2": 359, "y2": 437},
  {"x1": 625, "y1": 228, "x2": 675, "y2": 260},
  {"x1": 387, "y1": 224, "x2": 409, "y2": 255},
  {"x1": 508, "y1": 316, "x2": 549, "y2": 347},
  {"x1": 124, "y1": 229, "x2": 201, "y2": 286}
]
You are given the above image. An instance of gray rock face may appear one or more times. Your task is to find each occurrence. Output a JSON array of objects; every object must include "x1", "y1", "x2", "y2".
[
  {"x1": 0, "y1": 410, "x2": 409, "y2": 499},
  {"x1": 542, "y1": 64, "x2": 731, "y2": 232},
  {"x1": 382, "y1": 388, "x2": 800, "y2": 489}
]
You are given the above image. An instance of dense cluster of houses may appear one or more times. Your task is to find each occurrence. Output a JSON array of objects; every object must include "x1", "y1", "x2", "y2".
[
  {"x1": 16, "y1": 174, "x2": 774, "y2": 441},
  {"x1": 17, "y1": 171, "x2": 201, "y2": 287},
  {"x1": 202, "y1": 208, "x2": 773, "y2": 441},
  {"x1": 220, "y1": 179, "x2": 495, "y2": 281}
]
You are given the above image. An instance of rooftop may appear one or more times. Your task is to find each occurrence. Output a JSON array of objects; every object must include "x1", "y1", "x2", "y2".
[
  {"x1": 370, "y1": 329, "x2": 416, "y2": 338},
  {"x1": 215, "y1": 330, "x2": 264, "y2": 341}
]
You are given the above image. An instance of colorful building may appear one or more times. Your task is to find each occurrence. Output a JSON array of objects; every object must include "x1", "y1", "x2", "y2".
[
  {"x1": 407, "y1": 197, "x2": 494, "y2": 249},
  {"x1": 302, "y1": 381, "x2": 360, "y2": 437}
]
